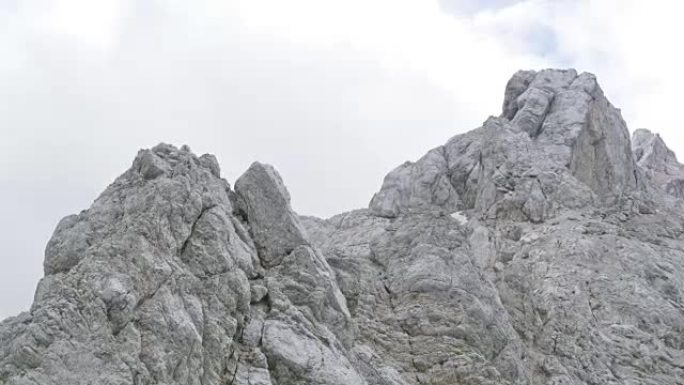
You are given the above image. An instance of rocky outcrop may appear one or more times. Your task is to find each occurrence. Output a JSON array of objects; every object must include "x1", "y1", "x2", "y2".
[
  {"x1": 369, "y1": 148, "x2": 461, "y2": 218},
  {"x1": 234, "y1": 162, "x2": 310, "y2": 267},
  {"x1": 3, "y1": 69, "x2": 684, "y2": 385},
  {"x1": 632, "y1": 128, "x2": 684, "y2": 199},
  {"x1": 0, "y1": 145, "x2": 368, "y2": 385},
  {"x1": 371, "y1": 69, "x2": 639, "y2": 222},
  {"x1": 3, "y1": 144, "x2": 253, "y2": 385}
]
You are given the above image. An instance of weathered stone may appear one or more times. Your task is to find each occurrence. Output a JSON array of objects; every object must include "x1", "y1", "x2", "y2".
[
  {"x1": 262, "y1": 320, "x2": 366, "y2": 385},
  {"x1": 369, "y1": 148, "x2": 459, "y2": 217},
  {"x1": 632, "y1": 128, "x2": 684, "y2": 199},
  {"x1": 371, "y1": 69, "x2": 639, "y2": 223},
  {"x1": 235, "y1": 162, "x2": 310, "y2": 267},
  {"x1": 502, "y1": 69, "x2": 536, "y2": 120},
  {"x1": 4, "y1": 69, "x2": 684, "y2": 385},
  {"x1": 510, "y1": 86, "x2": 553, "y2": 137},
  {"x1": 199, "y1": 153, "x2": 221, "y2": 177}
]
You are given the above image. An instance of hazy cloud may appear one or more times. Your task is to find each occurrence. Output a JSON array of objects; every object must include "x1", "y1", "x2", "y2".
[{"x1": 439, "y1": 0, "x2": 523, "y2": 15}]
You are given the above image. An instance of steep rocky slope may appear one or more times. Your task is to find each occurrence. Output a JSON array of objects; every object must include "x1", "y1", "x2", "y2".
[
  {"x1": 2, "y1": 69, "x2": 684, "y2": 385},
  {"x1": 632, "y1": 128, "x2": 684, "y2": 200}
]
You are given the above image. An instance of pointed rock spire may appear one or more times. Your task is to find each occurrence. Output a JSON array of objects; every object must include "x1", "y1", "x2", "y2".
[{"x1": 234, "y1": 162, "x2": 310, "y2": 267}]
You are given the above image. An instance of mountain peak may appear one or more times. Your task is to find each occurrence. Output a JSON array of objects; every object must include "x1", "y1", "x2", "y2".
[
  {"x1": 370, "y1": 68, "x2": 638, "y2": 220},
  {"x1": 4, "y1": 69, "x2": 684, "y2": 385},
  {"x1": 632, "y1": 128, "x2": 684, "y2": 199},
  {"x1": 632, "y1": 128, "x2": 679, "y2": 170}
]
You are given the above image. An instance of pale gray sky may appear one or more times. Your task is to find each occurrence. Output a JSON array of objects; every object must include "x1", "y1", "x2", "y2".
[{"x1": 2, "y1": 0, "x2": 683, "y2": 319}]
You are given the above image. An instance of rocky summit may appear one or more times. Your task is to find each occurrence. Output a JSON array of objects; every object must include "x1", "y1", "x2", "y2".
[{"x1": 2, "y1": 69, "x2": 684, "y2": 385}]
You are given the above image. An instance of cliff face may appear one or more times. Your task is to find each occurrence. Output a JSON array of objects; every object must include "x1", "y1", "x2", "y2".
[{"x1": 2, "y1": 69, "x2": 684, "y2": 385}]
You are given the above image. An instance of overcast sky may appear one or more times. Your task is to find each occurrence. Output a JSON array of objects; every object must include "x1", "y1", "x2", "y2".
[{"x1": 1, "y1": 0, "x2": 683, "y2": 319}]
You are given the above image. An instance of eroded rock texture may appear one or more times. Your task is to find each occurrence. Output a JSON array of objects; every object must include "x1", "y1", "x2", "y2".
[
  {"x1": 3, "y1": 69, "x2": 684, "y2": 385},
  {"x1": 632, "y1": 128, "x2": 684, "y2": 200}
]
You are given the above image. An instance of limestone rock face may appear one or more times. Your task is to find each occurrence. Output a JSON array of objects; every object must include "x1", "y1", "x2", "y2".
[
  {"x1": 369, "y1": 148, "x2": 460, "y2": 218},
  {"x1": 234, "y1": 162, "x2": 310, "y2": 267},
  {"x1": 371, "y1": 69, "x2": 639, "y2": 221},
  {"x1": 632, "y1": 128, "x2": 684, "y2": 199},
  {"x1": 0, "y1": 146, "x2": 363, "y2": 385},
  {"x1": 3, "y1": 69, "x2": 684, "y2": 385}
]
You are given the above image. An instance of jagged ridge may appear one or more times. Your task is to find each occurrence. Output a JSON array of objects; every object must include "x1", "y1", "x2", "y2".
[{"x1": 2, "y1": 69, "x2": 684, "y2": 385}]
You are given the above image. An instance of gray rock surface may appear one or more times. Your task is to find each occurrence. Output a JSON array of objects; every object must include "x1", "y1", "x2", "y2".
[
  {"x1": 234, "y1": 162, "x2": 310, "y2": 267},
  {"x1": 632, "y1": 128, "x2": 684, "y2": 199},
  {"x1": 371, "y1": 69, "x2": 639, "y2": 221},
  {"x1": 0, "y1": 146, "x2": 361, "y2": 385},
  {"x1": 3, "y1": 69, "x2": 684, "y2": 385}
]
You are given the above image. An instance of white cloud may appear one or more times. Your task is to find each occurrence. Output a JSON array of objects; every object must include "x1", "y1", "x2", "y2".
[
  {"x1": 2, "y1": 0, "x2": 684, "y2": 319},
  {"x1": 20, "y1": 0, "x2": 131, "y2": 49}
]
